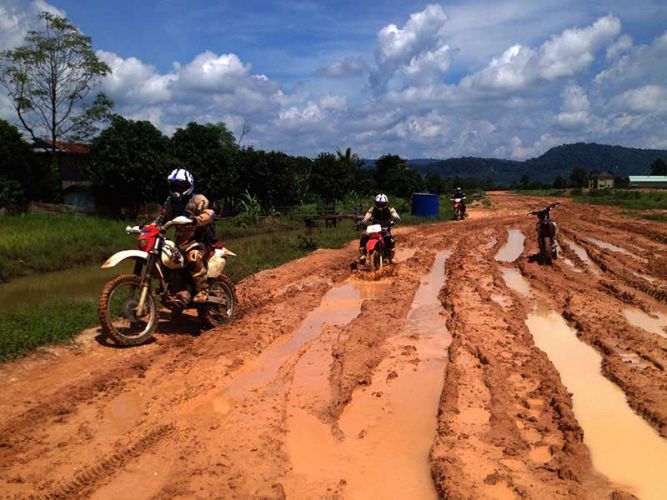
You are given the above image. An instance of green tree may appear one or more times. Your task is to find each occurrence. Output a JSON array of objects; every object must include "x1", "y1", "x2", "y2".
[
  {"x1": 374, "y1": 154, "x2": 404, "y2": 191},
  {"x1": 0, "y1": 118, "x2": 34, "y2": 190},
  {"x1": 0, "y1": 12, "x2": 111, "y2": 200},
  {"x1": 384, "y1": 163, "x2": 424, "y2": 197},
  {"x1": 88, "y1": 116, "x2": 171, "y2": 216},
  {"x1": 650, "y1": 158, "x2": 667, "y2": 175},
  {"x1": 552, "y1": 175, "x2": 566, "y2": 189},
  {"x1": 0, "y1": 12, "x2": 112, "y2": 147},
  {"x1": 425, "y1": 171, "x2": 445, "y2": 194},
  {"x1": 569, "y1": 166, "x2": 588, "y2": 188},
  {"x1": 310, "y1": 152, "x2": 357, "y2": 203},
  {"x1": 170, "y1": 122, "x2": 238, "y2": 206},
  {"x1": 236, "y1": 148, "x2": 304, "y2": 209}
]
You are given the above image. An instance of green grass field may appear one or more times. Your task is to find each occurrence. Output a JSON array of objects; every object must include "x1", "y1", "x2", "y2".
[{"x1": 571, "y1": 189, "x2": 667, "y2": 210}]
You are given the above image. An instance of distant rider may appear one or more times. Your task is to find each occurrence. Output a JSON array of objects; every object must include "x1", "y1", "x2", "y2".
[
  {"x1": 156, "y1": 169, "x2": 215, "y2": 303},
  {"x1": 359, "y1": 193, "x2": 400, "y2": 263},
  {"x1": 451, "y1": 187, "x2": 467, "y2": 217}
]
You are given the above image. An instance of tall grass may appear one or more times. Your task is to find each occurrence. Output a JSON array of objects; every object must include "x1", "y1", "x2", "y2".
[
  {"x1": 0, "y1": 298, "x2": 97, "y2": 362},
  {"x1": 0, "y1": 214, "x2": 130, "y2": 281},
  {"x1": 572, "y1": 189, "x2": 667, "y2": 210}
]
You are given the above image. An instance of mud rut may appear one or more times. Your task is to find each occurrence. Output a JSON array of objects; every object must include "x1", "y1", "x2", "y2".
[{"x1": 1, "y1": 193, "x2": 666, "y2": 499}]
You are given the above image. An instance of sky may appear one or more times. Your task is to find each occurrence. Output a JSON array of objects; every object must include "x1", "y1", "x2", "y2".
[{"x1": 1, "y1": 0, "x2": 666, "y2": 159}]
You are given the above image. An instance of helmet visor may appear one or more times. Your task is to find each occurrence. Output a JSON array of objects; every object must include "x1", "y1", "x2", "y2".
[{"x1": 168, "y1": 179, "x2": 191, "y2": 195}]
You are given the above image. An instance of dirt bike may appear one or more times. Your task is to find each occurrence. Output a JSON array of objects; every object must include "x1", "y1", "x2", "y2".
[
  {"x1": 98, "y1": 216, "x2": 237, "y2": 346},
  {"x1": 452, "y1": 197, "x2": 467, "y2": 220},
  {"x1": 530, "y1": 201, "x2": 560, "y2": 265},
  {"x1": 362, "y1": 222, "x2": 395, "y2": 272}
]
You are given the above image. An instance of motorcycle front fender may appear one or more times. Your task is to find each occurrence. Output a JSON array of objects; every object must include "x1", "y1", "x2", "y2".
[
  {"x1": 101, "y1": 250, "x2": 149, "y2": 269},
  {"x1": 366, "y1": 239, "x2": 379, "y2": 253}
]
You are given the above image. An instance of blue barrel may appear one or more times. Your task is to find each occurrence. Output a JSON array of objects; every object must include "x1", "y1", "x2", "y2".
[{"x1": 411, "y1": 193, "x2": 439, "y2": 218}]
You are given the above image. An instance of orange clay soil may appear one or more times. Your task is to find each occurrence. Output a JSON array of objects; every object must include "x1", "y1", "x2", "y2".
[{"x1": 0, "y1": 192, "x2": 665, "y2": 499}]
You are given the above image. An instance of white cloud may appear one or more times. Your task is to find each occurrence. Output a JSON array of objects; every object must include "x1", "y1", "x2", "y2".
[
  {"x1": 595, "y1": 31, "x2": 667, "y2": 87},
  {"x1": 316, "y1": 56, "x2": 368, "y2": 78},
  {"x1": 371, "y1": 4, "x2": 450, "y2": 90},
  {"x1": 610, "y1": 84, "x2": 667, "y2": 114},
  {"x1": 0, "y1": 0, "x2": 65, "y2": 51},
  {"x1": 555, "y1": 84, "x2": 591, "y2": 129},
  {"x1": 462, "y1": 15, "x2": 621, "y2": 90}
]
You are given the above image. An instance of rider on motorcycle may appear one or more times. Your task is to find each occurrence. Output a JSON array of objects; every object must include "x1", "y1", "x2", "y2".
[
  {"x1": 451, "y1": 187, "x2": 467, "y2": 217},
  {"x1": 155, "y1": 168, "x2": 215, "y2": 303},
  {"x1": 359, "y1": 193, "x2": 400, "y2": 263}
]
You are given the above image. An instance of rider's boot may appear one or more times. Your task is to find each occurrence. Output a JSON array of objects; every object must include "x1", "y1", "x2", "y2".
[
  {"x1": 358, "y1": 247, "x2": 366, "y2": 264},
  {"x1": 193, "y1": 272, "x2": 209, "y2": 303}
]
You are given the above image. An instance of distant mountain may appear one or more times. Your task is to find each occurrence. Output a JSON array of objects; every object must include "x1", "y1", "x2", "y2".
[{"x1": 404, "y1": 143, "x2": 667, "y2": 185}]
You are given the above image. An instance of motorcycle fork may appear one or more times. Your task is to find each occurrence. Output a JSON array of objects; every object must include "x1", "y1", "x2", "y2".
[{"x1": 136, "y1": 253, "x2": 157, "y2": 316}]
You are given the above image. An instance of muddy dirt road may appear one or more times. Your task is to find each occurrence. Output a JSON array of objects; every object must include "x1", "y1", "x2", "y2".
[{"x1": 1, "y1": 193, "x2": 666, "y2": 499}]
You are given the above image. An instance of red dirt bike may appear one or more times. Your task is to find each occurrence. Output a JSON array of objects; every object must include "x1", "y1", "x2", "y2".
[
  {"x1": 452, "y1": 197, "x2": 467, "y2": 220},
  {"x1": 530, "y1": 201, "x2": 560, "y2": 265},
  {"x1": 98, "y1": 216, "x2": 237, "y2": 346},
  {"x1": 361, "y1": 222, "x2": 396, "y2": 272}
]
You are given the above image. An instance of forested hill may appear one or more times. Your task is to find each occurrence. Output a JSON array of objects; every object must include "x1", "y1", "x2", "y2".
[{"x1": 406, "y1": 143, "x2": 667, "y2": 184}]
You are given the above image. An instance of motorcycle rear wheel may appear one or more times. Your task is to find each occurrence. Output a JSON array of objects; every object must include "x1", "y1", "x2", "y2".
[
  {"x1": 199, "y1": 275, "x2": 237, "y2": 329},
  {"x1": 542, "y1": 238, "x2": 553, "y2": 265},
  {"x1": 98, "y1": 274, "x2": 158, "y2": 346}
]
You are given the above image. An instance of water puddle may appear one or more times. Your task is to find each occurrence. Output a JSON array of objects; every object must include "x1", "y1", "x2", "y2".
[
  {"x1": 623, "y1": 308, "x2": 667, "y2": 339},
  {"x1": 586, "y1": 237, "x2": 648, "y2": 263},
  {"x1": 495, "y1": 229, "x2": 525, "y2": 263},
  {"x1": 501, "y1": 268, "x2": 533, "y2": 298},
  {"x1": 286, "y1": 251, "x2": 451, "y2": 499},
  {"x1": 633, "y1": 272, "x2": 661, "y2": 284},
  {"x1": 523, "y1": 301, "x2": 667, "y2": 499},
  {"x1": 394, "y1": 247, "x2": 417, "y2": 261},
  {"x1": 563, "y1": 238, "x2": 601, "y2": 276},
  {"x1": 223, "y1": 281, "x2": 387, "y2": 401},
  {"x1": 562, "y1": 257, "x2": 582, "y2": 272}
]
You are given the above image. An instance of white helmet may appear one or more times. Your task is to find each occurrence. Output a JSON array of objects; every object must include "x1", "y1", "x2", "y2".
[
  {"x1": 167, "y1": 169, "x2": 194, "y2": 200},
  {"x1": 375, "y1": 193, "x2": 388, "y2": 208}
]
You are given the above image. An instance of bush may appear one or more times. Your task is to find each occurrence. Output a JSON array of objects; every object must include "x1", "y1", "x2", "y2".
[{"x1": 0, "y1": 177, "x2": 26, "y2": 214}]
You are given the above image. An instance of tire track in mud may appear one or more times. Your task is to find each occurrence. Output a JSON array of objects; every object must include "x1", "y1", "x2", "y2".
[{"x1": 430, "y1": 224, "x2": 614, "y2": 499}]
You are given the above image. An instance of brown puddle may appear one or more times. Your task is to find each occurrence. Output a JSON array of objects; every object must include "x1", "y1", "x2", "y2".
[
  {"x1": 562, "y1": 257, "x2": 582, "y2": 272},
  {"x1": 586, "y1": 237, "x2": 647, "y2": 262},
  {"x1": 223, "y1": 281, "x2": 386, "y2": 402},
  {"x1": 501, "y1": 268, "x2": 533, "y2": 298},
  {"x1": 623, "y1": 308, "x2": 667, "y2": 339},
  {"x1": 495, "y1": 229, "x2": 525, "y2": 262},
  {"x1": 564, "y1": 238, "x2": 602, "y2": 276},
  {"x1": 286, "y1": 251, "x2": 452, "y2": 499},
  {"x1": 499, "y1": 279, "x2": 667, "y2": 498}
]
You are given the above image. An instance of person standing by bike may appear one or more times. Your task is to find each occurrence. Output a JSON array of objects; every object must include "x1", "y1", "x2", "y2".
[{"x1": 358, "y1": 193, "x2": 400, "y2": 263}]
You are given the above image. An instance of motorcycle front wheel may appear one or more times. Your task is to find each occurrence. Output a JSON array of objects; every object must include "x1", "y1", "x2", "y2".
[
  {"x1": 199, "y1": 275, "x2": 237, "y2": 329},
  {"x1": 369, "y1": 249, "x2": 383, "y2": 272},
  {"x1": 98, "y1": 274, "x2": 158, "y2": 346}
]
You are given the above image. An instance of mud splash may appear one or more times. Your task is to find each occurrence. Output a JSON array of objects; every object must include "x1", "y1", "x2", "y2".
[
  {"x1": 495, "y1": 229, "x2": 525, "y2": 262},
  {"x1": 498, "y1": 264, "x2": 667, "y2": 499},
  {"x1": 623, "y1": 308, "x2": 667, "y2": 339},
  {"x1": 286, "y1": 251, "x2": 451, "y2": 499},
  {"x1": 564, "y1": 238, "x2": 601, "y2": 276}
]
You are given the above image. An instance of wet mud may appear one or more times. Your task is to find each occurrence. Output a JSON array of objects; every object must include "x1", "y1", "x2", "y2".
[{"x1": 1, "y1": 193, "x2": 666, "y2": 499}]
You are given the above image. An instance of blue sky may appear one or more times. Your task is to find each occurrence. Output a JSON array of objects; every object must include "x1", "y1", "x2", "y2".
[{"x1": 1, "y1": 0, "x2": 666, "y2": 159}]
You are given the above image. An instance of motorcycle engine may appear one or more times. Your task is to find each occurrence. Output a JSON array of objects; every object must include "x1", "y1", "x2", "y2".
[{"x1": 161, "y1": 240, "x2": 185, "y2": 269}]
